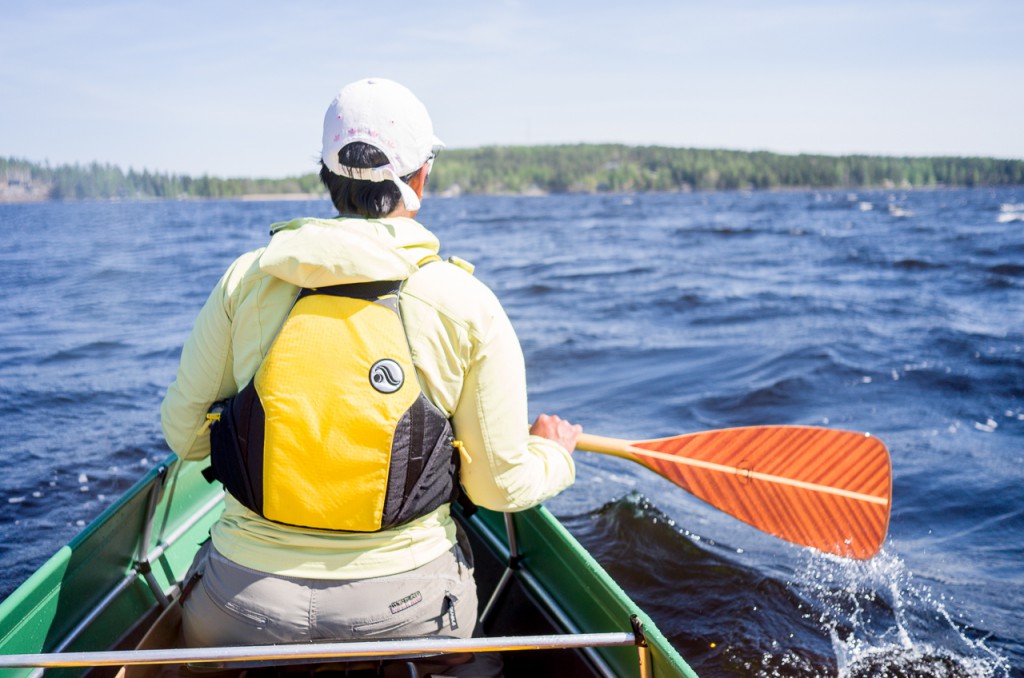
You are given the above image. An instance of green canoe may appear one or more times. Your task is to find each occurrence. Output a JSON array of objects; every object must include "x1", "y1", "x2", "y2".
[{"x1": 0, "y1": 455, "x2": 698, "y2": 677}]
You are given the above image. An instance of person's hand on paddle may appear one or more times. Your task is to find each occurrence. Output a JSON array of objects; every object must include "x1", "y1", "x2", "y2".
[{"x1": 530, "y1": 414, "x2": 582, "y2": 453}]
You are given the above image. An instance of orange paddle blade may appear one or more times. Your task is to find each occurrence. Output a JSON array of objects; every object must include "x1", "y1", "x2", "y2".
[{"x1": 577, "y1": 426, "x2": 891, "y2": 559}]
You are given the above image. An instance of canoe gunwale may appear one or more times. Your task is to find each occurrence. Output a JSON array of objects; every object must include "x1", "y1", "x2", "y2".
[
  {"x1": 0, "y1": 455, "x2": 696, "y2": 678},
  {"x1": 36, "y1": 465, "x2": 225, "y2": 663}
]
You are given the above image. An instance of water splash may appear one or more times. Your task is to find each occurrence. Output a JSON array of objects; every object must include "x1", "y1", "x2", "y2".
[{"x1": 794, "y1": 550, "x2": 1010, "y2": 677}]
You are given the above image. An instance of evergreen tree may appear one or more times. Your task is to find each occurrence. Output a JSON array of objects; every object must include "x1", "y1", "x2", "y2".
[{"x1": 3, "y1": 147, "x2": 1024, "y2": 202}]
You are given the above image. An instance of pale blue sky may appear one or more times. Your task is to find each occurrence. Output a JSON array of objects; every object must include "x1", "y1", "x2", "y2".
[{"x1": 2, "y1": 1, "x2": 1021, "y2": 178}]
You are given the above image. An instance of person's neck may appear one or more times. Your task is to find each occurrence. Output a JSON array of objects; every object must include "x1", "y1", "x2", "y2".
[{"x1": 386, "y1": 205, "x2": 418, "y2": 219}]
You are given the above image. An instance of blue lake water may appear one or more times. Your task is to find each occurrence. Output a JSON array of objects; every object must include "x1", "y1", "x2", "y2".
[{"x1": 1, "y1": 189, "x2": 1021, "y2": 676}]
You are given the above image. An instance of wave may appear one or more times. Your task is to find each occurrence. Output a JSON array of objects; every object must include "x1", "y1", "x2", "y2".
[
  {"x1": 697, "y1": 374, "x2": 817, "y2": 417},
  {"x1": 550, "y1": 265, "x2": 656, "y2": 281},
  {"x1": 892, "y1": 258, "x2": 947, "y2": 271},
  {"x1": 688, "y1": 343, "x2": 889, "y2": 424},
  {"x1": 39, "y1": 340, "x2": 130, "y2": 364},
  {"x1": 887, "y1": 205, "x2": 914, "y2": 218},
  {"x1": 841, "y1": 644, "x2": 1006, "y2": 678},
  {"x1": 673, "y1": 223, "x2": 760, "y2": 237},
  {"x1": 796, "y1": 551, "x2": 1011, "y2": 677},
  {"x1": 560, "y1": 493, "x2": 837, "y2": 675},
  {"x1": 519, "y1": 283, "x2": 558, "y2": 296},
  {"x1": 988, "y1": 263, "x2": 1024, "y2": 277},
  {"x1": 997, "y1": 204, "x2": 1024, "y2": 223},
  {"x1": 561, "y1": 493, "x2": 1015, "y2": 676}
]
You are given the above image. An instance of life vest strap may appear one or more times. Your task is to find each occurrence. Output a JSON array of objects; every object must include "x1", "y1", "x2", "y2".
[{"x1": 298, "y1": 280, "x2": 402, "y2": 302}]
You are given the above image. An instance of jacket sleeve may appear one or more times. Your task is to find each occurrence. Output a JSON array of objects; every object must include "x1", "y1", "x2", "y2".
[
  {"x1": 451, "y1": 303, "x2": 576, "y2": 512},
  {"x1": 160, "y1": 265, "x2": 240, "y2": 461}
]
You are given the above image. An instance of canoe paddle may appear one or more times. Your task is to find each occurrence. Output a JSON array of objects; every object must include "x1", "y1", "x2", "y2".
[{"x1": 576, "y1": 426, "x2": 891, "y2": 559}]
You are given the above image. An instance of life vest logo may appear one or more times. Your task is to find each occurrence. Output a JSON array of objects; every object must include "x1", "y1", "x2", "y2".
[{"x1": 369, "y1": 359, "x2": 404, "y2": 393}]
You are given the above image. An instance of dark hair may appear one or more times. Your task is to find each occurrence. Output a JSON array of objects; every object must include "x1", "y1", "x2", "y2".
[{"x1": 319, "y1": 143, "x2": 420, "y2": 218}]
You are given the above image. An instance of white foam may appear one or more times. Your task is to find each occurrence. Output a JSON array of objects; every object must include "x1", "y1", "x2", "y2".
[
  {"x1": 793, "y1": 550, "x2": 1010, "y2": 677},
  {"x1": 973, "y1": 418, "x2": 998, "y2": 433},
  {"x1": 998, "y1": 203, "x2": 1024, "y2": 223}
]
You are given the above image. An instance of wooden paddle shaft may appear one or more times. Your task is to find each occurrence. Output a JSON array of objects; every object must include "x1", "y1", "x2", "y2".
[{"x1": 575, "y1": 433, "x2": 641, "y2": 458}]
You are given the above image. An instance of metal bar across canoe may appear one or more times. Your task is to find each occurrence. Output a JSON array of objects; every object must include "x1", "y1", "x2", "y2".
[{"x1": 0, "y1": 633, "x2": 639, "y2": 668}]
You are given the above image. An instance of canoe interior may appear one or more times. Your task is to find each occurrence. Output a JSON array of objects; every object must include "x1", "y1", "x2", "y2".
[{"x1": 0, "y1": 456, "x2": 696, "y2": 678}]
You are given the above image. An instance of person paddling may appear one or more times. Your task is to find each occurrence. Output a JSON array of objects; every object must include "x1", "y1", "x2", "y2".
[{"x1": 160, "y1": 77, "x2": 580, "y2": 676}]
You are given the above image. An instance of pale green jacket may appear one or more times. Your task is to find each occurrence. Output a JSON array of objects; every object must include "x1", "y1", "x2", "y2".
[{"x1": 161, "y1": 216, "x2": 575, "y2": 579}]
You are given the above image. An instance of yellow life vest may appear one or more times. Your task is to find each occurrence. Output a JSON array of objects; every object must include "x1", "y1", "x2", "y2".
[{"x1": 206, "y1": 280, "x2": 458, "y2": 532}]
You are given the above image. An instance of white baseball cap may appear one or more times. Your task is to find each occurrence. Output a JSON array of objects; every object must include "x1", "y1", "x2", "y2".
[{"x1": 321, "y1": 78, "x2": 444, "y2": 212}]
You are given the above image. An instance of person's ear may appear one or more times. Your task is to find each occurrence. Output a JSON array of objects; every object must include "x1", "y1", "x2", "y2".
[{"x1": 407, "y1": 163, "x2": 430, "y2": 199}]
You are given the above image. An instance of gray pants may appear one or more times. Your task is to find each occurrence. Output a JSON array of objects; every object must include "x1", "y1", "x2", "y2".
[{"x1": 181, "y1": 540, "x2": 502, "y2": 676}]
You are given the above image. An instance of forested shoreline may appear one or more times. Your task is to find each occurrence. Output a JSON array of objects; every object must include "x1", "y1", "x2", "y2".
[{"x1": 3, "y1": 144, "x2": 1023, "y2": 203}]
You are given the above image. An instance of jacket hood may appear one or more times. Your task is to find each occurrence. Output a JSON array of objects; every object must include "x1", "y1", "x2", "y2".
[{"x1": 259, "y1": 217, "x2": 440, "y2": 288}]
